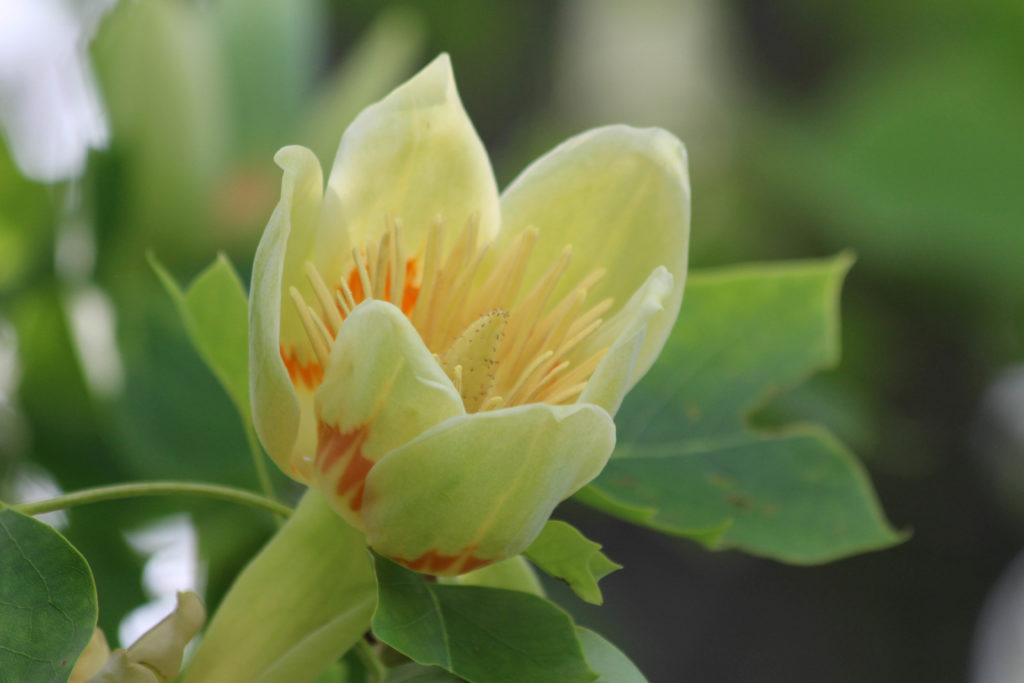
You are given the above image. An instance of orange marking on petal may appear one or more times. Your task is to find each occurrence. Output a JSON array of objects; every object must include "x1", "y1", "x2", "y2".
[
  {"x1": 398, "y1": 550, "x2": 458, "y2": 573},
  {"x1": 395, "y1": 545, "x2": 495, "y2": 575},
  {"x1": 280, "y1": 345, "x2": 323, "y2": 389},
  {"x1": 316, "y1": 422, "x2": 374, "y2": 513},
  {"x1": 337, "y1": 445, "x2": 373, "y2": 511}
]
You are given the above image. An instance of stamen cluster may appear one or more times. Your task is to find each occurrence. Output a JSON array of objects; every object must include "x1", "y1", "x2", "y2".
[{"x1": 289, "y1": 215, "x2": 613, "y2": 412}]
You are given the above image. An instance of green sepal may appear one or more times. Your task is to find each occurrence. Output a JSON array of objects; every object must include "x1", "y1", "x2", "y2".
[
  {"x1": 523, "y1": 521, "x2": 620, "y2": 605},
  {"x1": 183, "y1": 491, "x2": 375, "y2": 682}
]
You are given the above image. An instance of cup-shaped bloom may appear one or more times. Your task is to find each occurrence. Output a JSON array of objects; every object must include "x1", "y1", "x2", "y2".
[{"x1": 250, "y1": 54, "x2": 689, "y2": 575}]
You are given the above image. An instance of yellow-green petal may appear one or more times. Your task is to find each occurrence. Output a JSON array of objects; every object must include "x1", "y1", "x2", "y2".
[
  {"x1": 316, "y1": 53, "x2": 499, "y2": 287},
  {"x1": 578, "y1": 266, "x2": 674, "y2": 415},
  {"x1": 361, "y1": 403, "x2": 615, "y2": 575},
  {"x1": 499, "y1": 124, "x2": 689, "y2": 382},
  {"x1": 312, "y1": 300, "x2": 465, "y2": 526},
  {"x1": 124, "y1": 591, "x2": 205, "y2": 680},
  {"x1": 87, "y1": 651, "x2": 156, "y2": 683},
  {"x1": 71, "y1": 629, "x2": 110, "y2": 683},
  {"x1": 250, "y1": 144, "x2": 325, "y2": 477}
]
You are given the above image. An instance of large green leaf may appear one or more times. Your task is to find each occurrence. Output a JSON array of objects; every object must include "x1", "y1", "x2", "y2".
[
  {"x1": 372, "y1": 555, "x2": 596, "y2": 683},
  {"x1": 150, "y1": 253, "x2": 250, "y2": 424},
  {"x1": 0, "y1": 505, "x2": 97, "y2": 682},
  {"x1": 524, "y1": 521, "x2": 620, "y2": 605},
  {"x1": 582, "y1": 256, "x2": 903, "y2": 563}
]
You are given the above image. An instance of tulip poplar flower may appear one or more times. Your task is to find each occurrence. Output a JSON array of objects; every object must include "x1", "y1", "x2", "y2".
[{"x1": 250, "y1": 54, "x2": 689, "y2": 575}]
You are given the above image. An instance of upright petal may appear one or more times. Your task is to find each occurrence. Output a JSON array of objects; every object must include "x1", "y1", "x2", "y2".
[
  {"x1": 250, "y1": 145, "x2": 324, "y2": 476},
  {"x1": 312, "y1": 300, "x2": 465, "y2": 525},
  {"x1": 362, "y1": 403, "x2": 615, "y2": 575},
  {"x1": 500, "y1": 125, "x2": 690, "y2": 384},
  {"x1": 316, "y1": 53, "x2": 500, "y2": 287},
  {"x1": 124, "y1": 592, "x2": 206, "y2": 680},
  {"x1": 578, "y1": 267, "x2": 674, "y2": 415}
]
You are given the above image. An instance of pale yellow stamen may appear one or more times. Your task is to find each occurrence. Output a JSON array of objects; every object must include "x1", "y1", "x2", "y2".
[
  {"x1": 500, "y1": 245, "x2": 572, "y2": 381},
  {"x1": 464, "y1": 228, "x2": 538, "y2": 324},
  {"x1": 288, "y1": 211, "x2": 616, "y2": 411},
  {"x1": 568, "y1": 297, "x2": 614, "y2": 338},
  {"x1": 304, "y1": 262, "x2": 342, "y2": 334},
  {"x1": 523, "y1": 288, "x2": 586, "y2": 369},
  {"x1": 336, "y1": 274, "x2": 357, "y2": 313},
  {"x1": 545, "y1": 381, "x2": 589, "y2": 405},
  {"x1": 501, "y1": 349, "x2": 554, "y2": 406},
  {"x1": 353, "y1": 247, "x2": 373, "y2": 300},
  {"x1": 482, "y1": 396, "x2": 504, "y2": 411},
  {"x1": 434, "y1": 244, "x2": 488, "y2": 348},
  {"x1": 520, "y1": 359, "x2": 569, "y2": 404},
  {"x1": 390, "y1": 217, "x2": 405, "y2": 308},
  {"x1": 334, "y1": 290, "x2": 352, "y2": 317},
  {"x1": 411, "y1": 216, "x2": 443, "y2": 332},
  {"x1": 373, "y1": 229, "x2": 390, "y2": 298},
  {"x1": 308, "y1": 306, "x2": 334, "y2": 353},
  {"x1": 290, "y1": 286, "x2": 330, "y2": 367},
  {"x1": 542, "y1": 348, "x2": 609, "y2": 400}
]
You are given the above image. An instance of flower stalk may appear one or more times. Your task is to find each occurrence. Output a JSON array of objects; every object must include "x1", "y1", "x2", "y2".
[
  {"x1": 183, "y1": 490, "x2": 376, "y2": 682},
  {"x1": 13, "y1": 481, "x2": 293, "y2": 519}
]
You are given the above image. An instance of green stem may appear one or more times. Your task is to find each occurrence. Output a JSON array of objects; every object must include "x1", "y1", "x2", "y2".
[
  {"x1": 354, "y1": 639, "x2": 388, "y2": 683},
  {"x1": 12, "y1": 481, "x2": 293, "y2": 518}
]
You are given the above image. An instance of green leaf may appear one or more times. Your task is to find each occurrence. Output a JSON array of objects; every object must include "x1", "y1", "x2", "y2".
[
  {"x1": 523, "y1": 521, "x2": 620, "y2": 605},
  {"x1": 149, "y1": 253, "x2": 250, "y2": 423},
  {"x1": 576, "y1": 628, "x2": 647, "y2": 683},
  {"x1": 0, "y1": 505, "x2": 97, "y2": 682},
  {"x1": 372, "y1": 555, "x2": 597, "y2": 683},
  {"x1": 583, "y1": 256, "x2": 904, "y2": 563}
]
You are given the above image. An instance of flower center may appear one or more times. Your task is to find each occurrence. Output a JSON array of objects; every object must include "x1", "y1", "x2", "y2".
[{"x1": 287, "y1": 214, "x2": 613, "y2": 412}]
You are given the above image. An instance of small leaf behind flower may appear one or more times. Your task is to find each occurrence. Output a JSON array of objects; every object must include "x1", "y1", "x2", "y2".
[
  {"x1": 372, "y1": 554, "x2": 597, "y2": 683},
  {"x1": 524, "y1": 521, "x2": 620, "y2": 605},
  {"x1": 149, "y1": 252, "x2": 251, "y2": 424},
  {"x1": 0, "y1": 504, "x2": 97, "y2": 682}
]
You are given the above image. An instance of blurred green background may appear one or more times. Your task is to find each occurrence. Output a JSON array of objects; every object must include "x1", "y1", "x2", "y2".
[{"x1": 2, "y1": 1, "x2": 1023, "y2": 680}]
